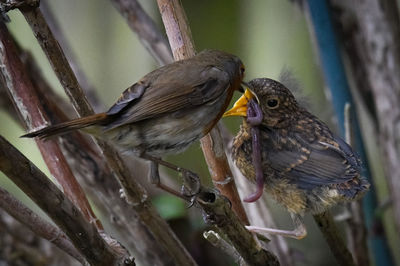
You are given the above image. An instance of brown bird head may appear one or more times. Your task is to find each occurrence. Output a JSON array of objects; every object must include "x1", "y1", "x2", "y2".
[
  {"x1": 197, "y1": 50, "x2": 246, "y2": 92},
  {"x1": 224, "y1": 78, "x2": 299, "y2": 128}
]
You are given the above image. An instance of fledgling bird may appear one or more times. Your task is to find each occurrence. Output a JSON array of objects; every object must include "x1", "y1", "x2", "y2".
[
  {"x1": 224, "y1": 78, "x2": 370, "y2": 239},
  {"x1": 22, "y1": 50, "x2": 245, "y2": 196}
]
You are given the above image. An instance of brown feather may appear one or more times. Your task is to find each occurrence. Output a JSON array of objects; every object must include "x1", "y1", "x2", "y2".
[{"x1": 21, "y1": 113, "x2": 109, "y2": 139}]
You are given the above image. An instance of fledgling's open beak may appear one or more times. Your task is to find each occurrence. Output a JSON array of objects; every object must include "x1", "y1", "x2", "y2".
[{"x1": 223, "y1": 82, "x2": 256, "y2": 117}]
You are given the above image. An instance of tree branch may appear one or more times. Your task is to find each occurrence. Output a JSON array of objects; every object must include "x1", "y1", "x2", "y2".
[
  {"x1": 197, "y1": 189, "x2": 279, "y2": 266},
  {"x1": 156, "y1": 0, "x2": 249, "y2": 226},
  {"x1": 40, "y1": 1, "x2": 104, "y2": 111},
  {"x1": 313, "y1": 212, "x2": 356, "y2": 266},
  {"x1": 330, "y1": 0, "x2": 400, "y2": 241},
  {"x1": 110, "y1": 0, "x2": 173, "y2": 66},
  {"x1": 0, "y1": 135, "x2": 129, "y2": 265},
  {"x1": 0, "y1": 186, "x2": 86, "y2": 265},
  {"x1": 0, "y1": 210, "x2": 80, "y2": 266}
]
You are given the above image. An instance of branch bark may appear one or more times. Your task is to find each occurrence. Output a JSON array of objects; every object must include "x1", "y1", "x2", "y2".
[
  {"x1": 0, "y1": 187, "x2": 86, "y2": 265},
  {"x1": 329, "y1": 0, "x2": 400, "y2": 240},
  {"x1": 313, "y1": 212, "x2": 356, "y2": 266},
  {"x1": 0, "y1": 210, "x2": 80, "y2": 266},
  {"x1": 0, "y1": 135, "x2": 127, "y2": 266},
  {"x1": 110, "y1": 0, "x2": 173, "y2": 66},
  {"x1": 197, "y1": 189, "x2": 280, "y2": 266},
  {"x1": 157, "y1": 0, "x2": 249, "y2": 226}
]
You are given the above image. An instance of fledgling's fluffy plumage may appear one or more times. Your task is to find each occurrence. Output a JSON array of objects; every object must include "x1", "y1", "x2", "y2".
[{"x1": 231, "y1": 78, "x2": 369, "y2": 216}]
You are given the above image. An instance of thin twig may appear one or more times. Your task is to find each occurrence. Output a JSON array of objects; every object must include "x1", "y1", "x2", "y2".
[
  {"x1": 20, "y1": 5, "x2": 93, "y2": 116},
  {"x1": 313, "y1": 211, "x2": 356, "y2": 266},
  {"x1": 197, "y1": 189, "x2": 279, "y2": 266},
  {"x1": 309, "y1": 105, "x2": 358, "y2": 266},
  {"x1": 0, "y1": 135, "x2": 129, "y2": 266},
  {"x1": 0, "y1": 187, "x2": 86, "y2": 265},
  {"x1": 156, "y1": 0, "x2": 249, "y2": 226},
  {"x1": 203, "y1": 230, "x2": 246, "y2": 266},
  {"x1": 40, "y1": 1, "x2": 104, "y2": 111},
  {"x1": 110, "y1": 0, "x2": 173, "y2": 66},
  {"x1": 344, "y1": 103, "x2": 369, "y2": 266}
]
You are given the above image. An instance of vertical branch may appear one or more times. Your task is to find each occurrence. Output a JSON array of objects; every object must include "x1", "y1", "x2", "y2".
[
  {"x1": 157, "y1": 0, "x2": 195, "y2": 59},
  {"x1": 20, "y1": 4, "x2": 94, "y2": 116},
  {"x1": 156, "y1": 0, "x2": 249, "y2": 225},
  {"x1": 330, "y1": 0, "x2": 400, "y2": 242},
  {"x1": 313, "y1": 212, "x2": 356, "y2": 266},
  {"x1": 304, "y1": 0, "x2": 395, "y2": 264},
  {"x1": 344, "y1": 103, "x2": 369, "y2": 266},
  {"x1": 40, "y1": 1, "x2": 104, "y2": 111},
  {"x1": 110, "y1": 0, "x2": 173, "y2": 66}
]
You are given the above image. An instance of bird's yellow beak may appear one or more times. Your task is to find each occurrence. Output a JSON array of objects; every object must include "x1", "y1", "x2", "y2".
[{"x1": 223, "y1": 86, "x2": 255, "y2": 117}]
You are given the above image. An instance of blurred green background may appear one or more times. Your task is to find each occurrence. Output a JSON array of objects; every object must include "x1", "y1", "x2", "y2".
[{"x1": 1, "y1": 0, "x2": 397, "y2": 265}]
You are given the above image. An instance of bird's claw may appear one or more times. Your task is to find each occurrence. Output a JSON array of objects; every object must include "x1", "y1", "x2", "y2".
[{"x1": 180, "y1": 169, "x2": 201, "y2": 197}]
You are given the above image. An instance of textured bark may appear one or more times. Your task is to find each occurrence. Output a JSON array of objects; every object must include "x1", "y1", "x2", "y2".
[
  {"x1": 0, "y1": 136, "x2": 123, "y2": 266},
  {"x1": 313, "y1": 212, "x2": 356, "y2": 266},
  {"x1": 0, "y1": 210, "x2": 80, "y2": 266},
  {"x1": 110, "y1": 0, "x2": 173, "y2": 66},
  {"x1": 0, "y1": 187, "x2": 85, "y2": 265},
  {"x1": 330, "y1": 0, "x2": 400, "y2": 238}
]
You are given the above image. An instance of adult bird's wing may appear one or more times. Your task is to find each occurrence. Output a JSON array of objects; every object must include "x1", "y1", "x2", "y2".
[
  {"x1": 266, "y1": 134, "x2": 361, "y2": 190},
  {"x1": 104, "y1": 64, "x2": 230, "y2": 130}
]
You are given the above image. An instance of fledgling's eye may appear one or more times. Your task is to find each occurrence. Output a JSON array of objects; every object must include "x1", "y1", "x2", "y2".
[
  {"x1": 266, "y1": 98, "x2": 279, "y2": 109},
  {"x1": 240, "y1": 65, "x2": 245, "y2": 75}
]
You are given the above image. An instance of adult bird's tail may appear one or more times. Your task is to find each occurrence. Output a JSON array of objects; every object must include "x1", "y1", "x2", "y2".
[{"x1": 21, "y1": 113, "x2": 110, "y2": 139}]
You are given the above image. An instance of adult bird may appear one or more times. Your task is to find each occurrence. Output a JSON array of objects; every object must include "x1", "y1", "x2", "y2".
[
  {"x1": 23, "y1": 49, "x2": 245, "y2": 197},
  {"x1": 224, "y1": 78, "x2": 369, "y2": 238}
]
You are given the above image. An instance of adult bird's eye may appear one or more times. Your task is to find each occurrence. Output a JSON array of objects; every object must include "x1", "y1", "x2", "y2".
[
  {"x1": 240, "y1": 65, "x2": 245, "y2": 75},
  {"x1": 267, "y1": 98, "x2": 279, "y2": 109}
]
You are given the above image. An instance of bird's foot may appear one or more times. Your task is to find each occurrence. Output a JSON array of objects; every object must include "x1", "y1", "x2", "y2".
[
  {"x1": 179, "y1": 168, "x2": 201, "y2": 197},
  {"x1": 246, "y1": 225, "x2": 307, "y2": 240},
  {"x1": 247, "y1": 213, "x2": 307, "y2": 239}
]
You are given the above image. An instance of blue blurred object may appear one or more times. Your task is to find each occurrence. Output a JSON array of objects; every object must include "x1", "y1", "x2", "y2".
[{"x1": 306, "y1": 0, "x2": 395, "y2": 265}]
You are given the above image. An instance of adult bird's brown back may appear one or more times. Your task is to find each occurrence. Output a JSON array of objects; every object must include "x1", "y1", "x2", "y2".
[{"x1": 23, "y1": 50, "x2": 245, "y2": 158}]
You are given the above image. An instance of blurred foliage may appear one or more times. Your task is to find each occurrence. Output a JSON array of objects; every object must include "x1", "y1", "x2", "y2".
[{"x1": 1, "y1": 0, "x2": 398, "y2": 265}]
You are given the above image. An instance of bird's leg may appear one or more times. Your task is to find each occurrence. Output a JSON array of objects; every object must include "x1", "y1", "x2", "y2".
[
  {"x1": 243, "y1": 99, "x2": 265, "y2": 202},
  {"x1": 246, "y1": 213, "x2": 307, "y2": 239},
  {"x1": 142, "y1": 154, "x2": 201, "y2": 198},
  {"x1": 148, "y1": 160, "x2": 190, "y2": 201}
]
